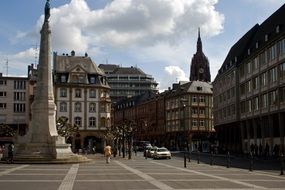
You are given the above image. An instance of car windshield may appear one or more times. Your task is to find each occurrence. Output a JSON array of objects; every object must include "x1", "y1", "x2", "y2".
[{"x1": 157, "y1": 148, "x2": 168, "y2": 152}]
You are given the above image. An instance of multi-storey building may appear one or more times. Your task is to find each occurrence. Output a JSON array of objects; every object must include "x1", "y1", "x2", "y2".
[
  {"x1": 98, "y1": 64, "x2": 158, "y2": 102},
  {"x1": 0, "y1": 74, "x2": 30, "y2": 144},
  {"x1": 213, "y1": 4, "x2": 285, "y2": 154},
  {"x1": 165, "y1": 81, "x2": 214, "y2": 151},
  {"x1": 53, "y1": 51, "x2": 111, "y2": 153}
]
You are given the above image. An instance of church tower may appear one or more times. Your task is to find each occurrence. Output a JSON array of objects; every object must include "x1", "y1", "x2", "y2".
[{"x1": 189, "y1": 28, "x2": 211, "y2": 82}]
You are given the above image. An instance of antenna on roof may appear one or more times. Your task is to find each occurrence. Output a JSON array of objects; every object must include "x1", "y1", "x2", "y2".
[
  {"x1": 4, "y1": 58, "x2": 8, "y2": 76},
  {"x1": 32, "y1": 44, "x2": 39, "y2": 68}
]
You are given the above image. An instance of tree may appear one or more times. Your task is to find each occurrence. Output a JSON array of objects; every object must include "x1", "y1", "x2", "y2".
[
  {"x1": 56, "y1": 116, "x2": 79, "y2": 138},
  {"x1": 0, "y1": 124, "x2": 16, "y2": 137}
]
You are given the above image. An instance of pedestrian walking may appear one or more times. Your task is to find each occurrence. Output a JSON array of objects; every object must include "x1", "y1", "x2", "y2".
[
  {"x1": 7, "y1": 143, "x2": 14, "y2": 164},
  {"x1": 104, "y1": 144, "x2": 112, "y2": 164}
]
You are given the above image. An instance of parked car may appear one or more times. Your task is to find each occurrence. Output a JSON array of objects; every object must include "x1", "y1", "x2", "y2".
[
  {"x1": 153, "y1": 147, "x2": 171, "y2": 159},
  {"x1": 147, "y1": 146, "x2": 158, "y2": 158}
]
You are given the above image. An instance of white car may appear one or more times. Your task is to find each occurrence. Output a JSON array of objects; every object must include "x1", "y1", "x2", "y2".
[
  {"x1": 153, "y1": 147, "x2": 171, "y2": 159},
  {"x1": 147, "y1": 146, "x2": 158, "y2": 158}
]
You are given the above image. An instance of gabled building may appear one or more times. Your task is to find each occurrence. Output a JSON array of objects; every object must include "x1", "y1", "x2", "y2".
[{"x1": 53, "y1": 51, "x2": 111, "y2": 153}]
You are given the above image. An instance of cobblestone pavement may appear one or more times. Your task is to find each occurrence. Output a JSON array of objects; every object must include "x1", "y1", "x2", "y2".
[{"x1": 0, "y1": 153, "x2": 284, "y2": 190}]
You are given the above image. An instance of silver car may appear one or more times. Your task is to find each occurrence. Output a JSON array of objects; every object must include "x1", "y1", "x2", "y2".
[{"x1": 153, "y1": 147, "x2": 171, "y2": 159}]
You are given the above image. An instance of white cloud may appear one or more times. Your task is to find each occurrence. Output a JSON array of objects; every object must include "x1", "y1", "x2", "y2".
[
  {"x1": 159, "y1": 65, "x2": 189, "y2": 91},
  {"x1": 10, "y1": 0, "x2": 224, "y2": 90}
]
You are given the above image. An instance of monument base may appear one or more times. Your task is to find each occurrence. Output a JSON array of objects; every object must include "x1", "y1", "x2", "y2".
[{"x1": 14, "y1": 137, "x2": 90, "y2": 164}]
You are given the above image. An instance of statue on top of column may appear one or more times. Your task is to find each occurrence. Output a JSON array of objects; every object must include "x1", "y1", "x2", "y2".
[{"x1": 44, "y1": 0, "x2": 51, "y2": 21}]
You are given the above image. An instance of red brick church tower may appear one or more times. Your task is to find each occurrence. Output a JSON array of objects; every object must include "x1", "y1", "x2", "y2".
[{"x1": 189, "y1": 28, "x2": 211, "y2": 82}]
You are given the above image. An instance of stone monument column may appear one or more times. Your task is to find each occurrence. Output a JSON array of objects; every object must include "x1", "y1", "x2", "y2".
[{"x1": 14, "y1": 0, "x2": 88, "y2": 163}]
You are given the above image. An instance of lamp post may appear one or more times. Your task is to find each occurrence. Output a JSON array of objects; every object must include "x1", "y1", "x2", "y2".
[{"x1": 180, "y1": 98, "x2": 187, "y2": 167}]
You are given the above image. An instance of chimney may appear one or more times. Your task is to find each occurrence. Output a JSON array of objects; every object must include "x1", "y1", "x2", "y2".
[{"x1": 71, "y1": 50, "x2": 75, "y2": 56}]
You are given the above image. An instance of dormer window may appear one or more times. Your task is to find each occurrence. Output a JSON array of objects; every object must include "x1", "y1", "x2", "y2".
[
  {"x1": 265, "y1": 34, "x2": 268, "y2": 42},
  {"x1": 90, "y1": 76, "x2": 96, "y2": 84},
  {"x1": 234, "y1": 56, "x2": 237, "y2": 63},
  {"x1": 61, "y1": 75, "x2": 67, "y2": 83},
  {"x1": 276, "y1": 25, "x2": 280, "y2": 33},
  {"x1": 255, "y1": 42, "x2": 259, "y2": 49},
  {"x1": 247, "y1": 49, "x2": 251, "y2": 55},
  {"x1": 197, "y1": 86, "x2": 202, "y2": 91}
]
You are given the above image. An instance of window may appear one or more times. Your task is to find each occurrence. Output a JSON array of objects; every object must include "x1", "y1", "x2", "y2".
[
  {"x1": 192, "y1": 108, "x2": 198, "y2": 114},
  {"x1": 261, "y1": 93, "x2": 268, "y2": 108},
  {"x1": 253, "y1": 57, "x2": 259, "y2": 70},
  {"x1": 269, "y1": 67, "x2": 277, "y2": 83},
  {"x1": 269, "y1": 90, "x2": 278, "y2": 106},
  {"x1": 269, "y1": 45, "x2": 277, "y2": 61},
  {"x1": 199, "y1": 109, "x2": 205, "y2": 115},
  {"x1": 260, "y1": 72, "x2": 267, "y2": 87},
  {"x1": 247, "y1": 99, "x2": 252, "y2": 112},
  {"x1": 281, "y1": 87, "x2": 285, "y2": 102},
  {"x1": 89, "y1": 89, "x2": 96, "y2": 98},
  {"x1": 280, "y1": 39, "x2": 285, "y2": 55},
  {"x1": 90, "y1": 76, "x2": 96, "y2": 84},
  {"x1": 246, "y1": 80, "x2": 252, "y2": 93},
  {"x1": 14, "y1": 92, "x2": 25, "y2": 101},
  {"x1": 89, "y1": 103, "x2": 96, "y2": 112},
  {"x1": 253, "y1": 97, "x2": 259, "y2": 111},
  {"x1": 240, "y1": 83, "x2": 246, "y2": 96},
  {"x1": 199, "y1": 96, "x2": 205, "y2": 103},
  {"x1": 60, "y1": 102, "x2": 67, "y2": 112},
  {"x1": 74, "y1": 117, "x2": 82, "y2": 127},
  {"x1": 61, "y1": 75, "x2": 67, "y2": 83},
  {"x1": 192, "y1": 95, "x2": 197, "y2": 103},
  {"x1": 199, "y1": 120, "x2": 204, "y2": 127},
  {"x1": 60, "y1": 88, "x2": 67, "y2": 97},
  {"x1": 14, "y1": 103, "x2": 25, "y2": 113},
  {"x1": 253, "y1": 77, "x2": 259, "y2": 90},
  {"x1": 0, "y1": 80, "x2": 7, "y2": 85},
  {"x1": 75, "y1": 89, "x2": 81, "y2": 98},
  {"x1": 14, "y1": 81, "x2": 26, "y2": 89},
  {"x1": 0, "y1": 103, "x2": 6, "y2": 109},
  {"x1": 259, "y1": 51, "x2": 267, "y2": 66},
  {"x1": 0, "y1": 92, "x2": 7, "y2": 97},
  {"x1": 74, "y1": 102, "x2": 81, "y2": 112},
  {"x1": 247, "y1": 62, "x2": 251, "y2": 74},
  {"x1": 89, "y1": 117, "x2": 96, "y2": 127},
  {"x1": 192, "y1": 119, "x2": 197, "y2": 127},
  {"x1": 280, "y1": 62, "x2": 285, "y2": 79}
]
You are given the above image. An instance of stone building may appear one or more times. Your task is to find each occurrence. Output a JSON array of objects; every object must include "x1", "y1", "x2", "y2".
[
  {"x1": 53, "y1": 51, "x2": 111, "y2": 153},
  {"x1": 98, "y1": 64, "x2": 158, "y2": 102},
  {"x1": 0, "y1": 74, "x2": 30, "y2": 144},
  {"x1": 213, "y1": 4, "x2": 285, "y2": 154}
]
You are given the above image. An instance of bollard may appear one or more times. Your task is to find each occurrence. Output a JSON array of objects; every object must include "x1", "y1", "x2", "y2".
[
  {"x1": 227, "y1": 151, "x2": 230, "y2": 168},
  {"x1": 210, "y1": 152, "x2": 213, "y2": 166},
  {"x1": 197, "y1": 150, "x2": 200, "y2": 164},
  {"x1": 188, "y1": 152, "x2": 191, "y2": 162},
  {"x1": 184, "y1": 152, "x2": 187, "y2": 168},
  {"x1": 249, "y1": 152, "x2": 253, "y2": 171},
  {"x1": 280, "y1": 154, "x2": 284, "y2": 175}
]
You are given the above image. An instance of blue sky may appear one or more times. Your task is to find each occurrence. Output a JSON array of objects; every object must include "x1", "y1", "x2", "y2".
[{"x1": 0, "y1": 0, "x2": 284, "y2": 91}]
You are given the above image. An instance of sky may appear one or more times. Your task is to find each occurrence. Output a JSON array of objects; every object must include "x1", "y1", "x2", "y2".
[{"x1": 0, "y1": 0, "x2": 284, "y2": 91}]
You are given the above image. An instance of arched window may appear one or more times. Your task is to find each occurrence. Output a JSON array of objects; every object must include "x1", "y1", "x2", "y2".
[
  {"x1": 89, "y1": 117, "x2": 96, "y2": 128},
  {"x1": 74, "y1": 117, "x2": 82, "y2": 127},
  {"x1": 89, "y1": 103, "x2": 96, "y2": 112},
  {"x1": 74, "y1": 102, "x2": 81, "y2": 112},
  {"x1": 59, "y1": 102, "x2": 67, "y2": 112},
  {"x1": 100, "y1": 117, "x2": 106, "y2": 128}
]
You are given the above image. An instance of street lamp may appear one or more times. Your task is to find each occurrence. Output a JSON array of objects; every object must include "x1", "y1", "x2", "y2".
[{"x1": 180, "y1": 98, "x2": 187, "y2": 168}]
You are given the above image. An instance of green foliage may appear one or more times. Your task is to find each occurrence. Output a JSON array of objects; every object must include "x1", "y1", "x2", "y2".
[
  {"x1": 56, "y1": 116, "x2": 79, "y2": 138},
  {"x1": 0, "y1": 124, "x2": 16, "y2": 137}
]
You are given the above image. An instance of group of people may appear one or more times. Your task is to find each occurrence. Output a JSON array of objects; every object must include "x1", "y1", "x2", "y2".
[
  {"x1": 0, "y1": 143, "x2": 14, "y2": 163},
  {"x1": 250, "y1": 143, "x2": 284, "y2": 157}
]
